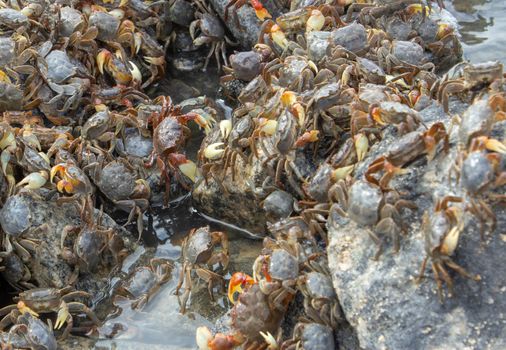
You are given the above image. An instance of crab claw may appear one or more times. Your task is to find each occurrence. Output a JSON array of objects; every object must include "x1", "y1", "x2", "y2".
[
  {"x1": 196, "y1": 327, "x2": 213, "y2": 350},
  {"x1": 332, "y1": 165, "x2": 355, "y2": 181},
  {"x1": 354, "y1": 133, "x2": 369, "y2": 162},
  {"x1": 251, "y1": 0, "x2": 271, "y2": 21},
  {"x1": 306, "y1": 10, "x2": 325, "y2": 32},
  {"x1": 436, "y1": 23, "x2": 453, "y2": 40},
  {"x1": 196, "y1": 327, "x2": 239, "y2": 350},
  {"x1": 259, "y1": 119, "x2": 277, "y2": 136},
  {"x1": 50, "y1": 163, "x2": 66, "y2": 183},
  {"x1": 1, "y1": 149, "x2": 11, "y2": 176},
  {"x1": 128, "y1": 60, "x2": 142, "y2": 85},
  {"x1": 406, "y1": 4, "x2": 432, "y2": 15},
  {"x1": 370, "y1": 106, "x2": 385, "y2": 125},
  {"x1": 281, "y1": 90, "x2": 296, "y2": 107},
  {"x1": 259, "y1": 331, "x2": 278, "y2": 349},
  {"x1": 270, "y1": 24, "x2": 288, "y2": 49},
  {"x1": 295, "y1": 130, "x2": 319, "y2": 147},
  {"x1": 0, "y1": 69, "x2": 11, "y2": 83},
  {"x1": 55, "y1": 301, "x2": 69, "y2": 330},
  {"x1": 16, "y1": 171, "x2": 48, "y2": 189},
  {"x1": 220, "y1": 120, "x2": 232, "y2": 140},
  {"x1": 134, "y1": 32, "x2": 143, "y2": 54},
  {"x1": 57, "y1": 179, "x2": 74, "y2": 193},
  {"x1": 180, "y1": 160, "x2": 199, "y2": 182},
  {"x1": 17, "y1": 301, "x2": 38, "y2": 318},
  {"x1": 228, "y1": 272, "x2": 254, "y2": 304},
  {"x1": 484, "y1": 137, "x2": 506, "y2": 154},
  {"x1": 96, "y1": 50, "x2": 111, "y2": 75},
  {"x1": 290, "y1": 103, "x2": 306, "y2": 127},
  {"x1": 204, "y1": 142, "x2": 225, "y2": 160}
]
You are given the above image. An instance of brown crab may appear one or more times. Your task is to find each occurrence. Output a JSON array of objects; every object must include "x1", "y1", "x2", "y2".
[
  {"x1": 437, "y1": 61, "x2": 504, "y2": 113},
  {"x1": 196, "y1": 272, "x2": 283, "y2": 350},
  {"x1": 453, "y1": 136, "x2": 506, "y2": 237},
  {"x1": 365, "y1": 122, "x2": 449, "y2": 189},
  {"x1": 175, "y1": 226, "x2": 229, "y2": 314},
  {"x1": 330, "y1": 179, "x2": 417, "y2": 259},
  {"x1": 0, "y1": 287, "x2": 100, "y2": 339},
  {"x1": 114, "y1": 258, "x2": 173, "y2": 310},
  {"x1": 417, "y1": 196, "x2": 481, "y2": 302}
]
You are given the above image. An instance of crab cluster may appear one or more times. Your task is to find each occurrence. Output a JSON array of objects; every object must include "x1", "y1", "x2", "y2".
[
  {"x1": 192, "y1": 1, "x2": 505, "y2": 348},
  {"x1": 0, "y1": 0, "x2": 234, "y2": 346}
]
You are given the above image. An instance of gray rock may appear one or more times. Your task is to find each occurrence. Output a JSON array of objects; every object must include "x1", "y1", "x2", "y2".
[{"x1": 327, "y1": 100, "x2": 506, "y2": 350}]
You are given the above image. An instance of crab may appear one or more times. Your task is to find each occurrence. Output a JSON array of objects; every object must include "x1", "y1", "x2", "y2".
[
  {"x1": 297, "y1": 260, "x2": 340, "y2": 328},
  {"x1": 50, "y1": 161, "x2": 95, "y2": 211},
  {"x1": 266, "y1": 55, "x2": 319, "y2": 92},
  {"x1": 88, "y1": 6, "x2": 137, "y2": 56},
  {"x1": 175, "y1": 226, "x2": 229, "y2": 314},
  {"x1": 365, "y1": 122, "x2": 449, "y2": 189},
  {"x1": 280, "y1": 321, "x2": 335, "y2": 350},
  {"x1": 221, "y1": 45, "x2": 273, "y2": 83},
  {"x1": 197, "y1": 272, "x2": 283, "y2": 350},
  {"x1": 90, "y1": 84, "x2": 149, "y2": 109},
  {"x1": 224, "y1": 0, "x2": 271, "y2": 29},
  {"x1": 84, "y1": 158, "x2": 150, "y2": 239},
  {"x1": 376, "y1": 39, "x2": 434, "y2": 75},
  {"x1": 0, "y1": 287, "x2": 100, "y2": 339},
  {"x1": 437, "y1": 61, "x2": 504, "y2": 113},
  {"x1": 276, "y1": 6, "x2": 343, "y2": 34},
  {"x1": 0, "y1": 193, "x2": 44, "y2": 264},
  {"x1": 60, "y1": 202, "x2": 127, "y2": 279},
  {"x1": 114, "y1": 258, "x2": 172, "y2": 310},
  {"x1": 97, "y1": 49, "x2": 142, "y2": 87},
  {"x1": 331, "y1": 179, "x2": 417, "y2": 259},
  {"x1": 366, "y1": 101, "x2": 426, "y2": 134},
  {"x1": 4, "y1": 312, "x2": 57, "y2": 350},
  {"x1": 262, "y1": 107, "x2": 309, "y2": 197},
  {"x1": 133, "y1": 30, "x2": 166, "y2": 89},
  {"x1": 453, "y1": 136, "x2": 506, "y2": 237},
  {"x1": 417, "y1": 196, "x2": 481, "y2": 302},
  {"x1": 190, "y1": 0, "x2": 237, "y2": 70},
  {"x1": 457, "y1": 96, "x2": 505, "y2": 148},
  {"x1": 144, "y1": 97, "x2": 203, "y2": 203},
  {"x1": 0, "y1": 235, "x2": 36, "y2": 291},
  {"x1": 252, "y1": 238, "x2": 300, "y2": 312}
]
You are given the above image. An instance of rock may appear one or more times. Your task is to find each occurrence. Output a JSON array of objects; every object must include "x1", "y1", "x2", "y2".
[
  {"x1": 0, "y1": 191, "x2": 135, "y2": 295},
  {"x1": 327, "y1": 100, "x2": 506, "y2": 350},
  {"x1": 192, "y1": 150, "x2": 268, "y2": 236}
]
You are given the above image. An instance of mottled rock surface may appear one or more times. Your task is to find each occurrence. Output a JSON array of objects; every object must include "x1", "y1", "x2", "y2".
[{"x1": 327, "y1": 99, "x2": 506, "y2": 350}]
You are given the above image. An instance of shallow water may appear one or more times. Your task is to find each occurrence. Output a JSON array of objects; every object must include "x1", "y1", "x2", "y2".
[{"x1": 445, "y1": 0, "x2": 506, "y2": 64}]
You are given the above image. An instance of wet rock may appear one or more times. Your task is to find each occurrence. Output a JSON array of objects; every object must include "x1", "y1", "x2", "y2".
[
  {"x1": 192, "y1": 150, "x2": 268, "y2": 236},
  {"x1": 0, "y1": 191, "x2": 135, "y2": 294},
  {"x1": 327, "y1": 100, "x2": 506, "y2": 350},
  {"x1": 193, "y1": 125, "x2": 315, "y2": 236}
]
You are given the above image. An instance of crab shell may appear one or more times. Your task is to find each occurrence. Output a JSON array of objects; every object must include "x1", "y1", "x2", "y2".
[
  {"x1": 231, "y1": 284, "x2": 284, "y2": 342},
  {"x1": 153, "y1": 117, "x2": 185, "y2": 155}
]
